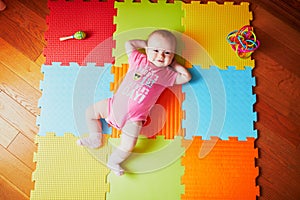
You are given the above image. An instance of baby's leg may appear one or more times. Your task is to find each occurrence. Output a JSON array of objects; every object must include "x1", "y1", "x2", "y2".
[
  {"x1": 107, "y1": 121, "x2": 142, "y2": 176},
  {"x1": 77, "y1": 99, "x2": 109, "y2": 148}
]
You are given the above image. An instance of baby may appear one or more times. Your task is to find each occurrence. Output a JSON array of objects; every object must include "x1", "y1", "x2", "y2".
[{"x1": 77, "y1": 30, "x2": 192, "y2": 176}]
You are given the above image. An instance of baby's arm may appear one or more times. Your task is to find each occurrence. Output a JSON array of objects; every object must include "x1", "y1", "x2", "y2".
[
  {"x1": 125, "y1": 40, "x2": 147, "y2": 57},
  {"x1": 171, "y1": 60, "x2": 192, "y2": 85}
]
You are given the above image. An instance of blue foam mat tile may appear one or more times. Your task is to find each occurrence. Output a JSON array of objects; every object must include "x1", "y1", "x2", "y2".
[
  {"x1": 182, "y1": 66, "x2": 257, "y2": 140},
  {"x1": 37, "y1": 63, "x2": 113, "y2": 136}
]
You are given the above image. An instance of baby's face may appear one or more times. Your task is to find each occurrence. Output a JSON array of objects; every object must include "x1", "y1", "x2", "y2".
[{"x1": 146, "y1": 34, "x2": 176, "y2": 67}]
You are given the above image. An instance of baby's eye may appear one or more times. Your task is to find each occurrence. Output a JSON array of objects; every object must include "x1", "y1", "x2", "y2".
[
  {"x1": 165, "y1": 51, "x2": 171, "y2": 55},
  {"x1": 153, "y1": 49, "x2": 159, "y2": 53}
]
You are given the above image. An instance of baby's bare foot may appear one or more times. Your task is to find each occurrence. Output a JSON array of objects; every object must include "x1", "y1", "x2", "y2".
[
  {"x1": 77, "y1": 134, "x2": 102, "y2": 149},
  {"x1": 107, "y1": 163, "x2": 125, "y2": 176}
]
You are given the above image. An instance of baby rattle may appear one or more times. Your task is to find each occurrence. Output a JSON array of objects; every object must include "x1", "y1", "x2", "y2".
[{"x1": 59, "y1": 31, "x2": 86, "y2": 41}]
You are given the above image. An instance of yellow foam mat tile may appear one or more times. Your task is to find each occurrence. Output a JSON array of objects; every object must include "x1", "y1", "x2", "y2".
[
  {"x1": 107, "y1": 136, "x2": 185, "y2": 200},
  {"x1": 110, "y1": 65, "x2": 184, "y2": 139},
  {"x1": 182, "y1": 2, "x2": 254, "y2": 69},
  {"x1": 31, "y1": 133, "x2": 110, "y2": 200},
  {"x1": 181, "y1": 136, "x2": 260, "y2": 199}
]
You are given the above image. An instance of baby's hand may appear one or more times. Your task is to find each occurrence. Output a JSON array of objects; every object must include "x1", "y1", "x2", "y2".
[
  {"x1": 125, "y1": 40, "x2": 147, "y2": 57},
  {"x1": 171, "y1": 60, "x2": 192, "y2": 85}
]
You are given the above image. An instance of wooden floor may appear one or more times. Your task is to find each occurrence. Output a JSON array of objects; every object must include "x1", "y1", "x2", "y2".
[{"x1": 0, "y1": 0, "x2": 299, "y2": 199}]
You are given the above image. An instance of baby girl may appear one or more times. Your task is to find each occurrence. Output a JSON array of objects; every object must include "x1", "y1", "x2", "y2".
[{"x1": 78, "y1": 29, "x2": 191, "y2": 176}]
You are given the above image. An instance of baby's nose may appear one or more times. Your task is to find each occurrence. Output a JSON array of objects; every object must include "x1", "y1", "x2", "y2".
[{"x1": 158, "y1": 52, "x2": 165, "y2": 58}]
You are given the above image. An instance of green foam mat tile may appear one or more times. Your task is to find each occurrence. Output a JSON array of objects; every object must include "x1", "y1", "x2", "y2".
[
  {"x1": 106, "y1": 136, "x2": 185, "y2": 200},
  {"x1": 113, "y1": 0, "x2": 184, "y2": 65}
]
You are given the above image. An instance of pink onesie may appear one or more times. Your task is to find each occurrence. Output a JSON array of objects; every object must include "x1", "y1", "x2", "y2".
[{"x1": 105, "y1": 50, "x2": 178, "y2": 130}]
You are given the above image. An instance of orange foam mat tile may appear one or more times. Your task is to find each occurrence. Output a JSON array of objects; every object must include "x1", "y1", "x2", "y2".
[
  {"x1": 110, "y1": 65, "x2": 184, "y2": 139},
  {"x1": 181, "y1": 136, "x2": 260, "y2": 199}
]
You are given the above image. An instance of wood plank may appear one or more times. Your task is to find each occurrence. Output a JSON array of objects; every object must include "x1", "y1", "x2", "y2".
[
  {"x1": 35, "y1": 53, "x2": 46, "y2": 66},
  {"x1": 253, "y1": 52, "x2": 300, "y2": 146},
  {"x1": 255, "y1": 98, "x2": 299, "y2": 147},
  {"x1": 0, "y1": 15, "x2": 44, "y2": 61},
  {"x1": 17, "y1": 0, "x2": 49, "y2": 22},
  {"x1": 0, "y1": 145, "x2": 33, "y2": 198},
  {"x1": 7, "y1": 133, "x2": 37, "y2": 171},
  {"x1": 256, "y1": 123, "x2": 300, "y2": 200},
  {"x1": 254, "y1": 67, "x2": 299, "y2": 116},
  {"x1": 0, "y1": 117, "x2": 19, "y2": 148},
  {"x1": 0, "y1": 175, "x2": 29, "y2": 200},
  {"x1": 255, "y1": 84, "x2": 299, "y2": 128},
  {"x1": 252, "y1": 6, "x2": 300, "y2": 52},
  {"x1": 0, "y1": 91, "x2": 37, "y2": 142},
  {"x1": 0, "y1": 38, "x2": 43, "y2": 91},
  {"x1": 252, "y1": 7, "x2": 300, "y2": 77},
  {"x1": 253, "y1": 52, "x2": 300, "y2": 126},
  {"x1": 0, "y1": 63, "x2": 41, "y2": 116},
  {"x1": 2, "y1": 0, "x2": 47, "y2": 44},
  {"x1": 255, "y1": 0, "x2": 300, "y2": 28},
  {"x1": 252, "y1": 30, "x2": 300, "y2": 78}
]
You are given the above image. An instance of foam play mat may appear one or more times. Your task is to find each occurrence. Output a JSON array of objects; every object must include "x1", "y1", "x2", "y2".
[{"x1": 32, "y1": 0, "x2": 259, "y2": 199}]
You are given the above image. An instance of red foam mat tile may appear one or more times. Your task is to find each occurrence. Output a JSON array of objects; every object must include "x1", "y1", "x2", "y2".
[{"x1": 44, "y1": 0, "x2": 116, "y2": 66}]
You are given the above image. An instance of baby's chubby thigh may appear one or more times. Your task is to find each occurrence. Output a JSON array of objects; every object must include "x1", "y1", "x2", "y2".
[
  {"x1": 86, "y1": 99, "x2": 110, "y2": 120},
  {"x1": 119, "y1": 120, "x2": 143, "y2": 152}
]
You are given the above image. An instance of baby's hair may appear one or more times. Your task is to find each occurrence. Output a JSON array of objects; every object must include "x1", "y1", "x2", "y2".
[{"x1": 147, "y1": 29, "x2": 177, "y2": 46}]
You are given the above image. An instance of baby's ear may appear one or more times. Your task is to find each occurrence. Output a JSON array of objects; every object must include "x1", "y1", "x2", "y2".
[{"x1": 172, "y1": 57, "x2": 176, "y2": 64}]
